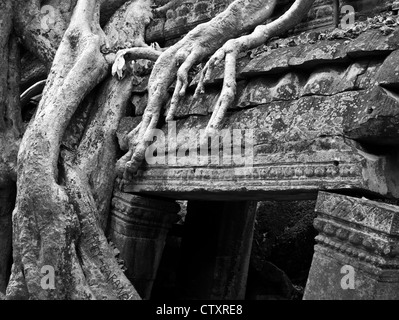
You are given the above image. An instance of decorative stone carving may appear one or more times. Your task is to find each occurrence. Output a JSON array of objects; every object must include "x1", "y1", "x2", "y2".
[
  {"x1": 147, "y1": 0, "x2": 339, "y2": 45},
  {"x1": 120, "y1": 19, "x2": 399, "y2": 201},
  {"x1": 108, "y1": 191, "x2": 180, "y2": 299},
  {"x1": 292, "y1": 0, "x2": 334, "y2": 33},
  {"x1": 304, "y1": 191, "x2": 399, "y2": 300},
  {"x1": 118, "y1": 96, "x2": 399, "y2": 200}
]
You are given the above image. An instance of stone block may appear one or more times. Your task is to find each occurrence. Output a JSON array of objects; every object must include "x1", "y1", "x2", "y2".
[
  {"x1": 344, "y1": 85, "x2": 399, "y2": 146},
  {"x1": 304, "y1": 191, "x2": 399, "y2": 300}
]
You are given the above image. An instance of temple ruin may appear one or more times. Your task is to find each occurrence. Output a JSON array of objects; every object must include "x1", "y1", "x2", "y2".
[
  {"x1": 107, "y1": 0, "x2": 399, "y2": 300},
  {"x1": 6, "y1": 0, "x2": 399, "y2": 300}
]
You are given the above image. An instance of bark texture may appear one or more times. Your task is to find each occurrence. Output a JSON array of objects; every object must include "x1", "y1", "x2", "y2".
[
  {"x1": 5, "y1": 0, "x2": 158, "y2": 300},
  {"x1": 0, "y1": 1, "x2": 23, "y2": 293}
]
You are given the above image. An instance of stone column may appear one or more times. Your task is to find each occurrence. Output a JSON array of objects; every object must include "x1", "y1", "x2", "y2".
[
  {"x1": 108, "y1": 191, "x2": 180, "y2": 300},
  {"x1": 178, "y1": 200, "x2": 257, "y2": 300},
  {"x1": 304, "y1": 191, "x2": 399, "y2": 300}
]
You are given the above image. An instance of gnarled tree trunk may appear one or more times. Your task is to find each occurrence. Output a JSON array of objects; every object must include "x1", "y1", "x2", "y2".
[{"x1": 3, "y1": 0, "x2": 153, "y2": 300}]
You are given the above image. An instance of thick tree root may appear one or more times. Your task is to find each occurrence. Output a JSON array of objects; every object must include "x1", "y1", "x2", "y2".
[
  {"x1": 6, "y1": 0, "x2": 156, "y2": 300},
  {"x1": 119, "y1": 0, "x2": 315, "y2": 177},
  {"x1": 117, "y1": 0, "x2": 277, "y2": 178},
  {"x1": 3, "y1": 0, "x2": 316, "y2": 299},
  {"x1": 196, "y1": 0, "x2": 315, "y2": 135}
]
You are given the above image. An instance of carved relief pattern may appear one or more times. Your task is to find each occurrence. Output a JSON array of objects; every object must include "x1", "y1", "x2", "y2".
[
  {"x1": 120, "y1": 162, "x2": 365, "y2": 197},
  {"x1": 110, "y1": 191, "x2": 180, "y2": 236},
  {"x1": 129, "y1": 163, "x2": 361, "y2": 181},
  {"x1": 147, "y1": 0, "x2": 337, "y2": 44},
  {"x1": 314, "y1": 192, "x2": 399, "y2": 268}
]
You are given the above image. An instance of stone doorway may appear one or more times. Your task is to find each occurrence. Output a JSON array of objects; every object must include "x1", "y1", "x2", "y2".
[{"x1": 108, "y1": 193, "x2": 319, "y2": 300}]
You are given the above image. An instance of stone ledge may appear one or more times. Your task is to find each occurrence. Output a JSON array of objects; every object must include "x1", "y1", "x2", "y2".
[{"x1": 119, "y1": 88, "x2": 399, "y2": 199}]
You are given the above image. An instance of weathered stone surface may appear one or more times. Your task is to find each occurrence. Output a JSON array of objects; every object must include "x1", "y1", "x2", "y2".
[
  {"x1": 342, "y1": 0, "x2": 394, "y2": 17},
  {"x1": 159, "y1": 58, "x2": 379, "y2": 120},
  {"x1": 172, "y1": 87, "x2": 220, "y2": 118},
  {"x1": 289, "y1": 40, "x2": 349, "y2": 68},
  {"x1": 346, "y1": 28, "x2": 399, "y2": 58},
  {"x1": 302, "y1": 63, "x2": 367, "y2": 96},
  {"x1": 240, "y1": 47, "x2": 299, "y2": 77},
  {"x1": 118, "y1": 6, "x2": 399, "y2": 202},
  {"x1": 375, "y1": 48, "x2": 399, "y2": 88},
  {"x1": 147, "y1": 0, "x2": 337, "y2": 44},
  {"x1": 108, "y1": 191, "x2": 180, "y2": 299},
  {"x1": 355, "y1": 59, "x2": 383, "y2": 89},
  {"x1": 237, "y1": 74, "x2": 304, "y2": 108},
  {"x1": 193, "y1": 29, "x2": 398, "y2": 87},
  {"x1": 344, "y1": 86, "x2": 399, "y2": 145},
  {"x1": 293, "y1": 0, "x2": 334, "y2": 33},
  {"x1": 304, "y1": 192, "x2": 399, "y2": 300},
  {"x1": 234, "y1": 62, "x2": 366, "y2": 105},
  {"x1": 119, "y1": 87, "x2": 399, "y2": 200},
  {"x1": 147, "y1": 0, "x2": 235, "y2": 43}
]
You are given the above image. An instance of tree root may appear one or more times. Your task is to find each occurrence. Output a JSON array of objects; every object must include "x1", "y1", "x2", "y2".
[
  {"x1": 196, "y1": 0, "x2": 315, "y2": 135},
  {"x1": 118, "y1": 0, "x2": 315, "y2": 178},
  {"x1": 6, "y1": 0, "x2": 155, "y2": 300}
]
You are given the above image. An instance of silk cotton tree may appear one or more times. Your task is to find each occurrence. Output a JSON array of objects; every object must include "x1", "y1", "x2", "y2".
[{"x1": 0, "y1": 0, "x2": 314, "y2": 299}]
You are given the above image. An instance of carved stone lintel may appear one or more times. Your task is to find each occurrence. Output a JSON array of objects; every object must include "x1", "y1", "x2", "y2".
[
  {"x1": 304, "y1": 192, "x2": 399, "y2": 300},
  {"x1": 108, "y1": 191, "x2": 180, "y2": 299}
]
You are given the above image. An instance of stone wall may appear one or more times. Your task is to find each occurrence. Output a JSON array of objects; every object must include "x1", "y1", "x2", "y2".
[
  {"x1": 119, "y1": 15, "x2": 399, "y2": 200},
  {"x1": 147, "y1": 0, "x2": 395, "y2": 46},
  {"x1": 147, "y1": 0, "x2": 338, "y2": 45}
]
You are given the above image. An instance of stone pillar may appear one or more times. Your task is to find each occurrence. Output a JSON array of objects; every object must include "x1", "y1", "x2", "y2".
[
  {"x1": 304, "y1": 191, "x2": 399, "y2": 300},
  {"x1": 178, "y1": 200, "x2": 257, "y2": 300},
  {"x1": 109, "y1": 191, "x2": 180, "y2": 300}
]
